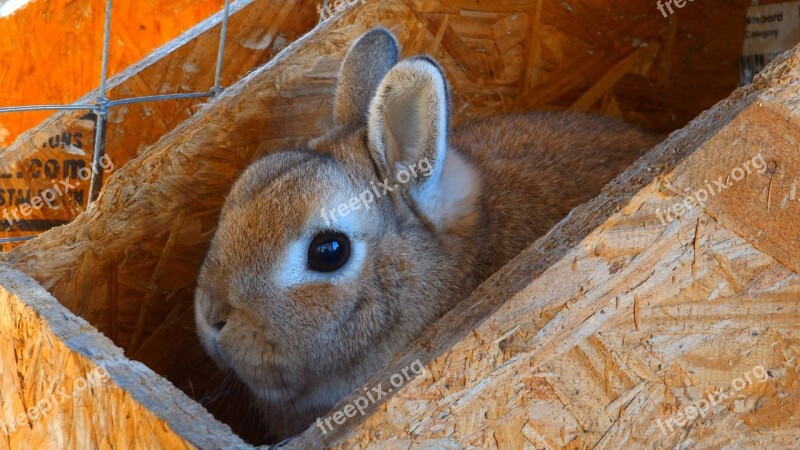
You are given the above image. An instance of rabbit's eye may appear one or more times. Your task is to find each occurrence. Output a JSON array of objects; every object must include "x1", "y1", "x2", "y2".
[{"x1": 308, "y1": 232, "x2": 351, "y2": 272}]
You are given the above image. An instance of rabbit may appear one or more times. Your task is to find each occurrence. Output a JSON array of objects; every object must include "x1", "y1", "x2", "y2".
[{"x1": 194, "y1": 27, "x2": 661, "y2": 441}]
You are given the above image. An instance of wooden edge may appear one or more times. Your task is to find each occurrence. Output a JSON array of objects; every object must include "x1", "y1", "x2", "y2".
[
  {"x1": 288, "y1": 46, "x2": 800, "y2": 448},
  {"x1": 0, "y1": 263, "x2": 248, "y2": 449}
]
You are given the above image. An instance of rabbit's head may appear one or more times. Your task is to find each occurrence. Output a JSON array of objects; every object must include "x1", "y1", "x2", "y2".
[{"x1": 195, "y1": 28, "x2": 481, "y2": 438}]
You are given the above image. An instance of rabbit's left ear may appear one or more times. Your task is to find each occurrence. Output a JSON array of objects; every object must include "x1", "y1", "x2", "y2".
[
  {"x1": 334, "y1": 28, "x2": 399, "y2": 126},
  {"x1": 367, "y1": 56, "x2": 479, "y2": 230}
]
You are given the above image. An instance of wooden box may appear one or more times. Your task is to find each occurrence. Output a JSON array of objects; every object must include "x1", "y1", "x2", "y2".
[{"x1": 3, "y1": 0, "x2": 799, "y2": 447}]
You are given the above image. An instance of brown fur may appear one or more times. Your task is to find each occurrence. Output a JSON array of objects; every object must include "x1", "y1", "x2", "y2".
[
  {"x1": 194, "y1": 28, "x2": 660, "y2": 441},
  {"x1": 455, "y1": 113, "x2": 661, "y2": 277}
]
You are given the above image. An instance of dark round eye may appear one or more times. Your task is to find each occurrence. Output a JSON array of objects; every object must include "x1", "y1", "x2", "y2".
[{"x1": 308, "y1": 231, "x2": 351, "y2": 273}]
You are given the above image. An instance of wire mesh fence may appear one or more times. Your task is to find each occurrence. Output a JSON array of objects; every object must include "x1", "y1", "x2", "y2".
[{"x1": 0, "y1": 0, "x2": 233, "y2": 245}]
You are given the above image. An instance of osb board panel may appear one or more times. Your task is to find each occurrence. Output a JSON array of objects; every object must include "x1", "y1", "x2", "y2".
[
  {"x1": 667, "y1": 88, "x2": 800, "y2": 275},
  {"x1": 0, "y1": 0, "x2": 758, "y2": 442},
  {"x1": 0, "y1": 0, "x2": 318, "y2": 239},
  {"x1": 397, "y1": 0, "x2": 750, "y2": 132},
  {"x1": 0, "y1": 0, "x2": 224, "y2": 146},
  {"x1": 0, "y1": 263, "x2": 244, "y2": 449},
  {"x1": 285, "y1": 48, "x2": 800, "y2": 448}
]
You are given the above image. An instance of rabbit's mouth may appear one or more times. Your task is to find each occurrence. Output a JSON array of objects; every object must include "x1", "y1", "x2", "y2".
[
  {"x1": 216, "y1": 335, "x2": 294, "y2": 381},
  {"x1": 236, "y1": 360, "x2": 310, "y2": 405}
]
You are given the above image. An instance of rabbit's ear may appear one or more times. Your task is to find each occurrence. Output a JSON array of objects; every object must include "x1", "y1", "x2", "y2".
[
  {"x1": 333, "y1": 28, "x2": 399, "y2": 126},
  {"x1": 368, "y1": 56, "x2": 479, "y2": 230}
]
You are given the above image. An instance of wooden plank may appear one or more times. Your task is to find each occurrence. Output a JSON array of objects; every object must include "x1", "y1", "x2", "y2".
[
  {"x1": 0, "y1": 0, "x2": 319, "y2": 242},
  {"x1": 290, "y1": 47, "x2": 800, "y2": 449},
  {"x1": 0, "y1": 263, "x2": 244, "y2": 448}
]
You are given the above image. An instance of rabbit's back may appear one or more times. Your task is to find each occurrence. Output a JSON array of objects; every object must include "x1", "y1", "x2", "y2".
[{"x1": 453, "y1": 112, "x2": 661, "y2": 273}]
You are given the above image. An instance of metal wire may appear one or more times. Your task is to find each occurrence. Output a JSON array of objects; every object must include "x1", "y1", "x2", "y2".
[
  {"x1": 0, "y1": 0, "x2": 233, "y2": 244},
  {"x1": 87, "y1": 0, "x2": 113, "y2": 203},
  {"x1": 0, "y1": 236, "x2": 36, "y2": 244},
  {"x1": 0, "y1": 104, "x2": 96, "y2": 114},
  {"x1": 106, "y1": 92, "x2": 213, "y2": 108},
  {"x1": 98, "y1": 0, "x2": 113, "y2": 98},
  {"x1": 212, "y1": 0, "x2": 231, "y2": 97},
  {"x1": 0, "y1": 91, "x2": 220, "y2": 116}
]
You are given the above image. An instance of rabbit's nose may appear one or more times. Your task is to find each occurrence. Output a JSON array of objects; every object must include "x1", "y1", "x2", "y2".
[{"x1": 206, "y1": 301, "x2": 232, "y2": 333}]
